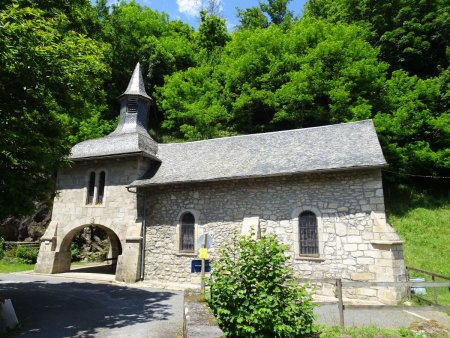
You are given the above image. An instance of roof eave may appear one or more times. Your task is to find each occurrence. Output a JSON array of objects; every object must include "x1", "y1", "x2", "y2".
[
  {"x1": 128, "y1": 163, "x2": 387, "y2": 188},
  {"x1": 70, "y1": 151, "x2": 161, "y2": 163}
]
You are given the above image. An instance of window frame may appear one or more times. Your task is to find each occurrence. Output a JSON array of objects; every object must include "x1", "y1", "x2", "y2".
[
  {"x1": 299, "y1": 211, "x2": 319, "y2": 256},
  {"x1": 291, "y1": 206, "x2": 324, "y2": 260},
  {"x1": 175, "y1": 209, "x2": 200, "y2": 256},
  {"x1": 84, "y1": 169, "x2": 107, "y2": 207},
  {"x1": 86, "y1": 171, "x2": 96, "y2": 205},
  {"x1": 179, "y1": 212, "x2": 195, "y2": 253}
]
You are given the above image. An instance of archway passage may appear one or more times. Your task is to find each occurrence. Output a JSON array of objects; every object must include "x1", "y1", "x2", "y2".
[
  {"x1": 68, "y1": 225, "x2": 123, "y2": 275},
  {"x1": 59, "y1": 224, "x2": 122, "y2": 276}
]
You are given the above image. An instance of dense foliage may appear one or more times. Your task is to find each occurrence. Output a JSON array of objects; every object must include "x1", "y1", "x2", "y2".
[
  {"x1": 0, "y1": 1, "x2": 110, "y2": 219},
  {"x1": 208, "y1": 234, "x2": 316, "y2": 337},
  {"x1": 0, "y1": 0, "x2": 448, "y2": 219}
]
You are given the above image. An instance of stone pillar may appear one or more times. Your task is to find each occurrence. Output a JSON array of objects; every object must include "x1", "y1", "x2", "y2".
[
  {"x1": 115, "y1": 222, "x2": 142, "y2": 283},
  {"x1": 35, "y1": 221, "x2": 72, "y2": 274}
]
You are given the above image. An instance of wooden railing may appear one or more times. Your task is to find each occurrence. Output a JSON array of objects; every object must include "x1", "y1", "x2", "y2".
[
  {"x1": 406, "y1": 266, "x2": 450, "y2": 306},
  {"x1": 298, "y1": 276, "x2": 450, "y2": 327},
  {"x1": 3, "y1": 241, "x2": 40, "y2": 250}
]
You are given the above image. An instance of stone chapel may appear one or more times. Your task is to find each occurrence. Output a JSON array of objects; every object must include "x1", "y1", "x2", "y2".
[{"x1": 35, "y1": 63, "x2": 406, "y2": 304}]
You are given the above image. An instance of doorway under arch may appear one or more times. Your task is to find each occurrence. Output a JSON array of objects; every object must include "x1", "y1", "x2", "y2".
[{"x1": 58, "y1": 224, "x2": 123, "y2": 276}]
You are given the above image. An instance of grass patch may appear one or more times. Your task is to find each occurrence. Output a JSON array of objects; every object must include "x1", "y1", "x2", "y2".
[
  {"x1": 386, "y1": 186, "x2": 450, "y2": 305},
  {"x1": 319, "y1": 325, "x2": 418, "y2": 338},
  {"x1": 0, "y1": 259, "x2": 34, "y2": 273}
]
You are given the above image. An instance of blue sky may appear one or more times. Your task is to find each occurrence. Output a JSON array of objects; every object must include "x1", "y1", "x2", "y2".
[{"x1": 107, "y1": 0, "x2": 308, "y2": 30}]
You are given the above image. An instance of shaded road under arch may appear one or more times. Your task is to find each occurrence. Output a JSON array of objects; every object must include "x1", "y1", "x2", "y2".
[{"x1": 0, "y1": 273, "x2": 183, "y2": 338}]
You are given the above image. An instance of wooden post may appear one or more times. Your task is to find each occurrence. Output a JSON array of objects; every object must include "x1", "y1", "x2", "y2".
[
  {"x1": 336, "y1": 278, "x2": 345, "y2": 327},
  {"x1": 406, "y1": 267, "x2": 411, "y2": 301},
  {"x1": 432, "y1": 275, "x2": 438, "y2": 305},
  {"x1": 200, "y1": 234, "x2": 208, "y2": 295}
]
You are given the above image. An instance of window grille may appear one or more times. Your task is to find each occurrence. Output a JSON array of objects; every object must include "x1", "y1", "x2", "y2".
[
  {"x1": 127, "y1": 98, "x2": 138, "y2": 113},
  {"x1": 86, "y1": 172, "x2": 95, "y2": 205},
  {"x1": 96, "y1": 171, "x2": 105, "y2": 204},
  {"x1": 299, "y1": 211, "x2": 318, "y2": 255},
  {"x1": 180, "y1": 212, "x2": 195, "y2": 252}
]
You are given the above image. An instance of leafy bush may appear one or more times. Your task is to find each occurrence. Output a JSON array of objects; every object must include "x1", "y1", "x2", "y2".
[
  {"x1": 70, "y1": 243, "x2": 82, "y2": 262},
  {"x1": 15, "y1": 246, "x2": 39, "y2": 264},
  {"x1": 0, "y1": 237, "x2": 4, "y2": 260},
  {"x1": 208, "y1": 233, "x2": 317, "y2": 337}
]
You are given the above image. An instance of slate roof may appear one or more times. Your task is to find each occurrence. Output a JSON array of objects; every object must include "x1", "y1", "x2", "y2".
[
  {"x1": 70, "y1": 63, "x2": 158, "y2": 161},
  {"x1": 130, "y1": 120, "x2": 386, "y2": 187},
  {"x1": 70, "y1": 129, "x2": 159, "y2": 161},
  {"x1": 119, "y1": 62, "x2": 152, "y2": 101}
]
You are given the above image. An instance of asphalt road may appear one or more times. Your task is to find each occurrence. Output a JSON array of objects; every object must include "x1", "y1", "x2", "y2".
[{"x1": 0, "y1": 273, "x2": 183, "y2": 338}]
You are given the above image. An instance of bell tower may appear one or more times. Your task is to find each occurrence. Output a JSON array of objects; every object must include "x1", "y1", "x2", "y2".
[{"x1": 111, "y1": 62, "x2": 153, "y2": 135}]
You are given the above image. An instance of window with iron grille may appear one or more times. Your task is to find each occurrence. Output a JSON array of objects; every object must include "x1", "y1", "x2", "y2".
[
  {"x1": 96, "y1": 171, "x2": 106, "y2": 204},
  {"x1": 180, "y1": 212, "x2": 195, "y2": 252},
  {"x1": 299, "y1": 211, "x2": 319, "y2": 256},
  {"x1": 86, "y1": 172, "x2": 95, "y2": 205}
]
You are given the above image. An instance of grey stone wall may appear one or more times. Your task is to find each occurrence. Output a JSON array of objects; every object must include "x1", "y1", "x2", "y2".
[
  {"x1": 143, "y1": 169, "x2": 405, "y2": 304},
  {"x1": 35, "y1": 157, "x2": 151, "y2": 282}
]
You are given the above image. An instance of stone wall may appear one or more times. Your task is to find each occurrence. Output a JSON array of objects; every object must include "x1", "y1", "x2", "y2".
[
  {"x1": 143, "y1": 169, "x2": 406, "y2": 304},
  {"x1": 35, "y1": 157, "x2": 151, "y2": 282}
]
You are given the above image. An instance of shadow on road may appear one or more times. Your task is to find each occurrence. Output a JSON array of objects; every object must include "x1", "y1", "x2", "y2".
[
  {"x1": 0, "y1": 279, "x2": 180, "y2": 337},
  {"x1": 69, "y1": 263, "x2": 116, "y2": 275}
]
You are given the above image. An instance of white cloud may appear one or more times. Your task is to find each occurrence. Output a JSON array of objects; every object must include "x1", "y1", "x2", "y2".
[
  {"x1": 176, "y1": 0, "x2": 201, "y2": 17},
  {"x1": 177, "y1": 0, "x2": 223, "y2": 17}
]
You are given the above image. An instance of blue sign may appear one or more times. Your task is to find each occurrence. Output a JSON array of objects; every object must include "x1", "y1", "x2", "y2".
[{"x1": 191, "y1": 259, "x2": 211, "y2": 273}]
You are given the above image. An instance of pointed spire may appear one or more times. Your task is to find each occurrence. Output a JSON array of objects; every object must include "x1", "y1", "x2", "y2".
[{"x1": 120, "y1": 62, "x2": 152, "y2": 100}]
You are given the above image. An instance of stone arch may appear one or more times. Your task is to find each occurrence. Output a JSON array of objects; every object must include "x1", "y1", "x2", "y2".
[
  {"x1": 59, "y1": 223, "x2": 123, "y2": 267},
  {"x1": 35, "y1": 218, "x2": 144, "y2": 283}
]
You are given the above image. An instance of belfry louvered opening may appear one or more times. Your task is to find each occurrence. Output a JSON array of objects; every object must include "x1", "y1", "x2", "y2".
[{"x1": 127, "y1": 97, "x2": 138, "y2": 113}]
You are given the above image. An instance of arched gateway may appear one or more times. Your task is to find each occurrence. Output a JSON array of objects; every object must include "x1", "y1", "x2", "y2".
[{"x1": 35, "y1": 63, "x2": 156, "y2": 282}]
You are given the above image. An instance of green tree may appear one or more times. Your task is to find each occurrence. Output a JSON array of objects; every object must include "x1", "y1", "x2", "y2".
[
  {"x1": 236, "y1": 7, "x2": 269, "y2": 30},
  {"x1": 237, "y1": 0, "x2": 293, "y2": 29},
  {"x1": 97, "y1": 0, "x2": 197, "y2": 135},
  {"x1": 197, "y1": 10, "x2": 230, "y2": 53},
  {"x1": 0, "y1": 4, "x2": 110, "y2": 219},
  {"x1": 209, "y1": 233, "x2": 316, "y2": 337},
  {"x1": 304, "y1": 0, "x2": 449, "y2": 77},
  {"x1": 157, "y1": 19, "x2": 387, "y2": 138},
  {"x1": 374, "y1": 70, "x2": 450, "y2": 176}
]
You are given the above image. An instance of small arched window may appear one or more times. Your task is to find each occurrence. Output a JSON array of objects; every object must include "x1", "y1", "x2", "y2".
[
  {"x1": 299, "y1": 211, "x2": 318, "y2": 256},
  {"x1": 180, "y1": 212, "x2": 195, "y2": 252},
  {"x1": 96, "y1": 171, "x2": 106, "y2": 204},
  {"x1": 86, "y1": 172, "x2": 96, "y2": 205}
]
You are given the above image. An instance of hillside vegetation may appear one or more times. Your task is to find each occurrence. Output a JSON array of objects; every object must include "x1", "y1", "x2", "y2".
[
  {"x1": 389, "y1": 204, "x2": 450, "y2": 277},
  {"x1": 386, "y1": 185, "x2": 450, "y2": 304},
  {"x1": 1, "y1": 0, "x2": 449, "y2": 222}
]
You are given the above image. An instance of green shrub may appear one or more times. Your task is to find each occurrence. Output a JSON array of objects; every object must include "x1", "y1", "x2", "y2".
[
  {"x1": 0, "y1": 237, "x2": 4, "y2": 260},
  {"x1": 15, "y1": 246, "x2": 39, "y2": 264},
  {"x1": 70, "y1": 243, "x2": 82, "y2": 262},
  {"x1": 208, "y1": 233, "x2": 317, "y2": 337}
]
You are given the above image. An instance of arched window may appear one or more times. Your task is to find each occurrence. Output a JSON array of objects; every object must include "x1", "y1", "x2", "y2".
[
  {"x1": 180, "y1": 212, "x2": 195, "y2": 252},
  {"x1": 86, "y1": 172, "x2": 96, "y2": 205},
  {"x1": 299, "y1": 211, "x2": 318, "y2": 256},
  {"x1": 96, "y1": 171, "x2": 106, "y2": 204}
]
